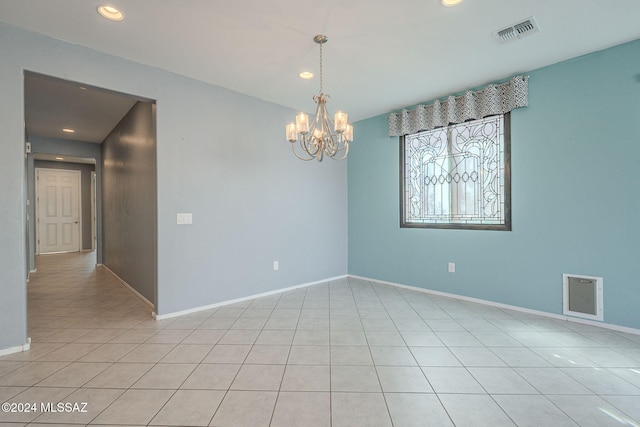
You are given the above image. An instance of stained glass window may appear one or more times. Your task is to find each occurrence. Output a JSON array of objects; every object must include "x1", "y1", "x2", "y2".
[{"x1": 401, "y1": 113, "x2": 511, "y2": 230}]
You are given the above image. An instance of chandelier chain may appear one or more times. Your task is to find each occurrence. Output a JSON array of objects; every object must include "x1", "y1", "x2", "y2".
[{"x1": 319, "y1": 41, "x2": 323, "y2": 94}]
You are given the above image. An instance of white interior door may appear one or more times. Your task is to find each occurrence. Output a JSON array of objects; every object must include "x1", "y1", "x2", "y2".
[{"x1": 36, "y1": 168, "x2": 81, "y2": 254}]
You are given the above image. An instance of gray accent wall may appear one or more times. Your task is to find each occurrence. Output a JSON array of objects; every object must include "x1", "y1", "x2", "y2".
[
  {"x1": 0, "y1": 22, "x2": 347, "y2": 351},
  {"x1": 102, "y1": 102, "x2": 157, "y2": 306},
  {"x1": 33, "y1": 160, "x2": 95, "y2": 251}
]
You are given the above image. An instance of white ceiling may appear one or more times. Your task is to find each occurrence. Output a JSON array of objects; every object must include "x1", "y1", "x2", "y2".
[
  {"x1": 25, "y1": 73, "x2": 139, "y2": 143},
  {"x1": 3, "y1": 0, "x2": 640, "y2": 141}
]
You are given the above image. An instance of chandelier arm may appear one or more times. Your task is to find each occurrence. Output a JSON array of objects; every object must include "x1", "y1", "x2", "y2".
[
  {"x1": 335, "y1": 136, "x2": 350, "y2": 157},
  {"x1": 332, "y1": 143, "x2": 349, "y2": 160},
  {"x1": 291, "y1": 140, "x2": 315, "y2": 161},
  {"x1": 323, "y1": 106, "x2": 341, "y2": 143},
  {"x1": 327, "y1": 140, "x2": 344, "y2": 158},
  {"x1": 324, "y1": 133, "x2": 342, "y2": 153},
  {"x1": 326, "y1": 106, "x2": 336, "y2": 130},
  {"x1": 325, "y1": 135, "x2": 348, "y2": 160},
  {"x1": 301, "y1": 133, "x2": 322, "y2": 157},
  {"x1": 323, "y1": 137, "x2": 336, "y2": 157},
  {"x1": 313, "y1": 96, "x2": 325, "y2": 134},
  {"x1": 301, "y1": 134, "x2": 320, "y2": 159}
]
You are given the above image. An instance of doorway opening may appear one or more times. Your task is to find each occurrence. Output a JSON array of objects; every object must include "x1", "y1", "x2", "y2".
[{"x1": 24, "y1": 71, "x2": 158, "y2": 341}]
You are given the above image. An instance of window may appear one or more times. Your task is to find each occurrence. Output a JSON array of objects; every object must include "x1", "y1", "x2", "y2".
[{"x1": 400, "y1": 113, "x2": 511, "y2": 230}]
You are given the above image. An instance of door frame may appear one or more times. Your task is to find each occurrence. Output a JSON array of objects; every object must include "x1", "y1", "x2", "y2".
[
  {"x1": 35, "y1": 167, "x2": 82, "y2": 254},
  {"x1": 91, "y1": 171, "x2": 97, "y2": 251}
]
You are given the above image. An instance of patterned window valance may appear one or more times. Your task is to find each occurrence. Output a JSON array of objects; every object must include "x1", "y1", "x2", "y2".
[{"x1": 387, "y1": 75, "x2": 529, "y2": 137}]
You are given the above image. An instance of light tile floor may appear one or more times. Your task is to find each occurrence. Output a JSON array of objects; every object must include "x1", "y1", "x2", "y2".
[{"x1": 1, "y1": 252, "x2": 640, "y2": 426}]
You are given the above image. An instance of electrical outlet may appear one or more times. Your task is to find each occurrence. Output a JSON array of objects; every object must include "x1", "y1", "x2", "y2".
[
  {"x1": 273, "y1": 261, "x2": 279, "y2": 271},
  {"x1": 448, "y1": 262, "x2": 455, "y2": 273}
]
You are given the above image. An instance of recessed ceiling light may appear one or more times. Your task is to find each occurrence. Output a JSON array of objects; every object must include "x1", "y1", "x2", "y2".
[
  {"x1": 97, "y1": 5, "x2": 124, "y2": 21},
  {"x1": 298, "y1": 71, "x2": 314, "y2": 80},
  {"x1": 62, "y1": 128, "x2": 75, "y2": 133},
  {"x1": 441, "y1": 0, "x2": 463, "y2": 6},
  {"x1": 55, "y1": 157, "x2": 64, "y2": 160}
]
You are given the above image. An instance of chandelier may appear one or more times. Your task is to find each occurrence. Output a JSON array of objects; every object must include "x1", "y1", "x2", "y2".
[{"x1": 285, "y1": 35, "x2": 353, "y2": 161}]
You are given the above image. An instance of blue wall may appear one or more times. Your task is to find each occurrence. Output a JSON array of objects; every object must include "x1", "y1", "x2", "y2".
[{"x1": 348, "y1": 38, "x2": 640, "y2": 329}]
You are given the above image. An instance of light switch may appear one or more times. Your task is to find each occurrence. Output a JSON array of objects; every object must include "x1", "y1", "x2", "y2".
[{"x1": 177, "y1": 213, "x2": 193, "y2": 225}]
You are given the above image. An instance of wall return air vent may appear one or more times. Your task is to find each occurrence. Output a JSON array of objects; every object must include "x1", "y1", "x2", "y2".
[
  {"x1": 562, "y1": 274, "x2": 603, "y2": 322},
  {"x1": 494, "y1": 17, "x2": 540, "y2": 43}
]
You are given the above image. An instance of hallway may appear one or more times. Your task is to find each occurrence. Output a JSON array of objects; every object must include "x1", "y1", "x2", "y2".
[
  {"x1": 0, "y1": 252, "x2": 158, "y2": 425},
  {"x1": 28, "y1": 252, "x2": 153, "y2": 334},
  {"x1": 1, "y1": 253, "x2": 640, "y2": 426}
]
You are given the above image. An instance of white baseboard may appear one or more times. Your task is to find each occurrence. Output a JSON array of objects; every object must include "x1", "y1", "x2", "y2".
[
  {"x1": 0, "y1": 337, "x2": 31, "y2": 357},
  {"x1": 100, "y1": 265, "x2": 155, "y2": 309},
  {"x1": 349, "y1": 274, "x2": 640, "y2": 336},
  {"x1": 154, "y1": 275, "x2": 348, "y2": 320}
]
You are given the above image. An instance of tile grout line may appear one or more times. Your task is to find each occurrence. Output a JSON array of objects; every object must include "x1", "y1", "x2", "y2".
[
  {"x1": 387, "y1": 278, "x2": 461, "y2": 427},
  {"x1": 353, "y1": 277, "x2": 396, "y2": 427},
  {"x1": 267, "y1": 287, "x2": 305, "y2": 427}
]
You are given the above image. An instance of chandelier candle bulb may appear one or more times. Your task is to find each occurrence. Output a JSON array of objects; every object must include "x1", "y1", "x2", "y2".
[
  {"x1": 334, "y1": 111, "x2": 348, "y2": 132},
  {"x1": 344, "y1": 124, "x2": 354, "y2": 142},
  {"x1": 295, "y1": 112, "x2": 309, "y2": 134},
  {"x1": 286, "y1": 123, "x2": 297, "y2": 142}
]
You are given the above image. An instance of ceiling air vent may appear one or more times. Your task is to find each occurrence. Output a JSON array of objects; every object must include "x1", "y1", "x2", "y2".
[{"x1": 494, "y1": 17, "x2": 540, "y2": 43}]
